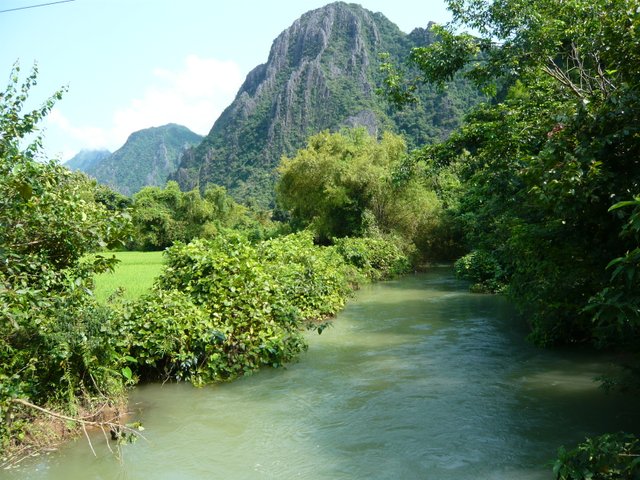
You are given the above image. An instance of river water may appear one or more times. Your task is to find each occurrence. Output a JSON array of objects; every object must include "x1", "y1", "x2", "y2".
[{"x1": 6, "y1": 268, "x2": 640, "y2": 479}]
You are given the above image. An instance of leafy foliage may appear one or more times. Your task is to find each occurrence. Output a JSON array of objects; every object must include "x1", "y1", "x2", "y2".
[
  {"x1": 256, "y1": 231, "x2": 354, "y2": 323},
  {"x1": 0, "y1": 64, "x2": 131, "y2": 450},
  {"x1": 277, "y1": 128, "x2": 455, "y2": 261},
  {"x1": 117, "y1": 230, "x2": 409, "y2": 385},
  {"x1": 120, "y1": 233, "x2": 336, "y2": 383},
  {"x1": 454, "y1": 250, "x2": 505, "y2": 293},
  {"x1": 277, "y1": 129, "x2": 404, "y2": 241},
  {"x1": 385, "y1": 0, "x2": 640, "y2": 346},
  {"x1": 334, "y1": 236, "x2": 410, "y2": 281},
  {"x1": 587, "y1": 198, "x2": 640, "y2": 348},
  {"x1": 129, "y1": 181, "x2": 269, "y2": 250},
  {"x1": 554, "y1": 433, "x2": 640, "y2": 480}
]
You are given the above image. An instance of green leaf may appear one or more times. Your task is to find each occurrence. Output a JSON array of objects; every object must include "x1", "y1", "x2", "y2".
[
  {"x1": 121, "y1": 366, "x2": 133, "y2": 381},
  {"x1": 17, "y1": 182, "x2": 32, "y2": 200}
]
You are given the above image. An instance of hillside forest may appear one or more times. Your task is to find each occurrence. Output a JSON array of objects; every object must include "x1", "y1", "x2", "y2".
[{"x1": 2, "y1": 0, "x2": 640, "y2": 477}]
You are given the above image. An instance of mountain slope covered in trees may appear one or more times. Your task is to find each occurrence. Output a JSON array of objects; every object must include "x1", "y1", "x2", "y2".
[
  {"x1": 82, "y1": 124, "x2": 202, "y2": 196},
  {"x1": 171, "y1": 2, "x2": 483, "y2": 206},
  {"x1": 65, "y1": 148, "x2": 111, "y2": 171}
]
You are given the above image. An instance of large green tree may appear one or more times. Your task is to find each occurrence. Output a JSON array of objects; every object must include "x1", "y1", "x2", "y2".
[
  {"x1": 276, "y1": 128, "x2": 450, "y2": 259},
  {"x1": 129, "y1": 181, "x2": 254, "y2": 250},
  {"x1": 386, "y1": 0, "x2": 640, "y2": 345}
]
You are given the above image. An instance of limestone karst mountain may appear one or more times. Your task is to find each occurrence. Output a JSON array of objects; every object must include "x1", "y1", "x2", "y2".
[{"x1": 171, "y1": 2, "x2": 483, "y2": 206}]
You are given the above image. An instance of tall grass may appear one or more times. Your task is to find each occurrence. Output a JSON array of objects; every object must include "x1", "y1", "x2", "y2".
[{"x1": 92, "y1": 251, "x2": 165, "y2": 303}]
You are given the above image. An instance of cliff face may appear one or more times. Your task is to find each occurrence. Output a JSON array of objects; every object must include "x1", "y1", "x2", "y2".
[
  {"x1": 173, "y1": 2, "x2": 481, "y2": 206},
  {"x1": 83, "y1": 124, "x2": 202, "y2": 196}
]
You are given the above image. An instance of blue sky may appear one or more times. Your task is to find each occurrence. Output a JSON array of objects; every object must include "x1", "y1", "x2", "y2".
[{"x1": 1, "y1": 0, "x2": 452, "y2": 160}]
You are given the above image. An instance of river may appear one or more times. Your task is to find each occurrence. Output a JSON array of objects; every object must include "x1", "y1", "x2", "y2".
[{"x1": 6, "y1": 268, "x2": 640, "y2": 479}]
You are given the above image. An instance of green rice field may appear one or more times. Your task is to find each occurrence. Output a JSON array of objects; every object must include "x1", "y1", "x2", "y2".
[{"x1": 92, "y1": 251, "x2": 165, "y2": 303}]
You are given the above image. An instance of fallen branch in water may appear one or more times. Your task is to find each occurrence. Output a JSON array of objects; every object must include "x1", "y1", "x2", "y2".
[{"x1": 7, "y1": 398, "x2": 145, "y2": 461}]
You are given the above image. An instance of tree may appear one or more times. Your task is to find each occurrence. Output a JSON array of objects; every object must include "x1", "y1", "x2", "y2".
[
  {"x1": 0, "y1": 63, "x2": 131, "y2": 453},
  {"x1": 129, "y1": 181, "x2": 257, "y2": 251},
  {"x1": 276, "y1": 128, "x2": 450, "y2": 259},
  {"x1": 382, "y1": 0, "x2": 640, "y2": 345},
  {"x1": 277, "y1": 128, "x2": 397, "y2": 241}
]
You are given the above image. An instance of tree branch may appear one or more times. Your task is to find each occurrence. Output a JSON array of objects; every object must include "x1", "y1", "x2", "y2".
[{"x1": 9, "y1": 397, "x2": 145, "y2": 447}]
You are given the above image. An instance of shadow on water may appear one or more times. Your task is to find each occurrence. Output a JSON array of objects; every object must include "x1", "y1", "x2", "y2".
[{"x1": 5, "y1": 269, "x2": 640, "y2": 480}]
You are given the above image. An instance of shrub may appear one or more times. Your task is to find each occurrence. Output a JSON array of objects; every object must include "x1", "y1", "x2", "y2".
[
  {"x1": 0, "y1": 64, "x2": 130, "y2": 452},
  {"x1": 120, "y1": 231, "x2": 414, "y2": 386},
  {"x1": 123, "y1": 233, "x2": 311, "y2": 382},
  {"x1": 258, "y1": 231, "x2": 353, "y2": 323},
  {"x1": 334, "y1": 236, "x2": 411, "y2": 281},
  {"x1": 454, "y1": 249, "x2": 505, "y2": 293},
  {"x1": 553, "y1": 432, "x2": 640, "y2": 479}
]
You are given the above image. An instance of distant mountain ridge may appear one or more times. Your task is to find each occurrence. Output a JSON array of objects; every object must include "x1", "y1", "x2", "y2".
[
  {"x1": 73, "y1": 124, "x2": 202, "y2": 196},
  {"x1": 65, "y1": 149, "x2": 111, "y2": 172},
  {"x1": 171, "y1": 2, "x2": 483, "y2": 206}
]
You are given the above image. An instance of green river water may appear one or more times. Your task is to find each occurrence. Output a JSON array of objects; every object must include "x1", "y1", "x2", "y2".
[{"x1": 5, "y1": 268, "x2": 640, "y2": 479}]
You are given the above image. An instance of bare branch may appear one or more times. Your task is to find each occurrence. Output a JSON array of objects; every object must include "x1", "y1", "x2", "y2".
[{"x1": 9, "y1": 398, "x2": 145, "y2": 442}]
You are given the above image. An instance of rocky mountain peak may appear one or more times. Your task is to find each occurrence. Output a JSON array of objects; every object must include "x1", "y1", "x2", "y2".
[{"x1": 172, "y1": 3, "x2": 483, "y2": 206}]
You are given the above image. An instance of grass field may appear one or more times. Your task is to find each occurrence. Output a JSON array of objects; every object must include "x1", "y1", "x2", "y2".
[{"x1": 92, "y1": 251, "x2": 165, "y2": 303}]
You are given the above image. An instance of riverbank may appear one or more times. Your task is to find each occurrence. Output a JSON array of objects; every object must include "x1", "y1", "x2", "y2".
[
  {"x1": 5, "y1": 270, "x2": 640, "y2": 479},
  {"x1": 0, "y1": 395, "x2": 129, "y2": 471}
]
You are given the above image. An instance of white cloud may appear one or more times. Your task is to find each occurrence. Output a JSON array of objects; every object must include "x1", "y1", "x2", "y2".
[
  {"x1": 112, "y1": 54, "x2": 243, "y2": 143},
  {"x1": 47, "y1": 54, "x2": 243, "y2": 159},
  {"x1": 48, "y1": 108, "x2": 109, "y2": 148}
]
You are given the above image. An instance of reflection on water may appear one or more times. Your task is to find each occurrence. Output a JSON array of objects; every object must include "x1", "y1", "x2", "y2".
[{"x1": 5, "y1": 267, "x2": 640, "y2": 479}]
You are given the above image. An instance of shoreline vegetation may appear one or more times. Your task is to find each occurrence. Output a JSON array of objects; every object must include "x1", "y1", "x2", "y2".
[
  {"x1": 2, "y1": 252, "x2": 163, "y2": 469},
  {"x1": 1, "y1": 232, "x2": 412, "y2": 468}
]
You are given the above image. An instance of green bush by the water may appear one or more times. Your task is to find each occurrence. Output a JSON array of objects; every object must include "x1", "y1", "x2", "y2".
[
  {"x1": 0, "y1": 65, "x2": 131, "y2": 454},
  {"x1": 453, "y1": 250, "x2": 505, "y2": 293},
  {"x1": 117, "y1": 231, "x2": 409, "y2": 384},
  {"x1": 554, "y1": 432, "x2": 640, "y2": 479},
  {"x1": 334, "y1": 236, "x2": 411, "y2": 281}
]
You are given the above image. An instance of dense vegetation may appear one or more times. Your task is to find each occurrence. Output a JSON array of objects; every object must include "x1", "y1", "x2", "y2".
[
  {"x1": 390, "y1": 0, "x2": 640, "y2": 348},
  {"x1": 127, "y1": 181, "x2": 272, "y2": 250},
  {"x1": 276, "y1": 127, "x2": 458, "y2": 261},
  {"x1": 0, "y1": 64, "x2": 131, "y2": 457},
  {"x1": 4, "y1": 1, "x2": 640, "y2": 476}
]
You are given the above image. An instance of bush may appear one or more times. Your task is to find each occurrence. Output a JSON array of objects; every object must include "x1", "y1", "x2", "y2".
[
  {"x1": 553, "y1": 432, "x2": 640, "y2": 479},
  {"x1": 0, "y1": 64, "x2": 130, "y2": 452},
  {"x1": 454, "y1": 249, "x2": 505, "y2": 293},
  {"x1": 118, "y1": 290, "x2": 216, "y2": 383},
  {"x1": 258, "y1": 231, "x2": 353, "y2": 323},
  {"x1": 122, "y1": 233, "x2": 341, "y2": 383},
  {"x1": 121, "y1": 230, "x2": 412, "y2": 385},
  {"x1": 334, "y1": 236, "x2": 411, "y2": 281}
]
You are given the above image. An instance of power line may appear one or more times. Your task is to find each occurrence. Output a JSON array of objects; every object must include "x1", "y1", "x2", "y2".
[{"x1": 0, "y1": 0, "x2": 75, "y2": 14}]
